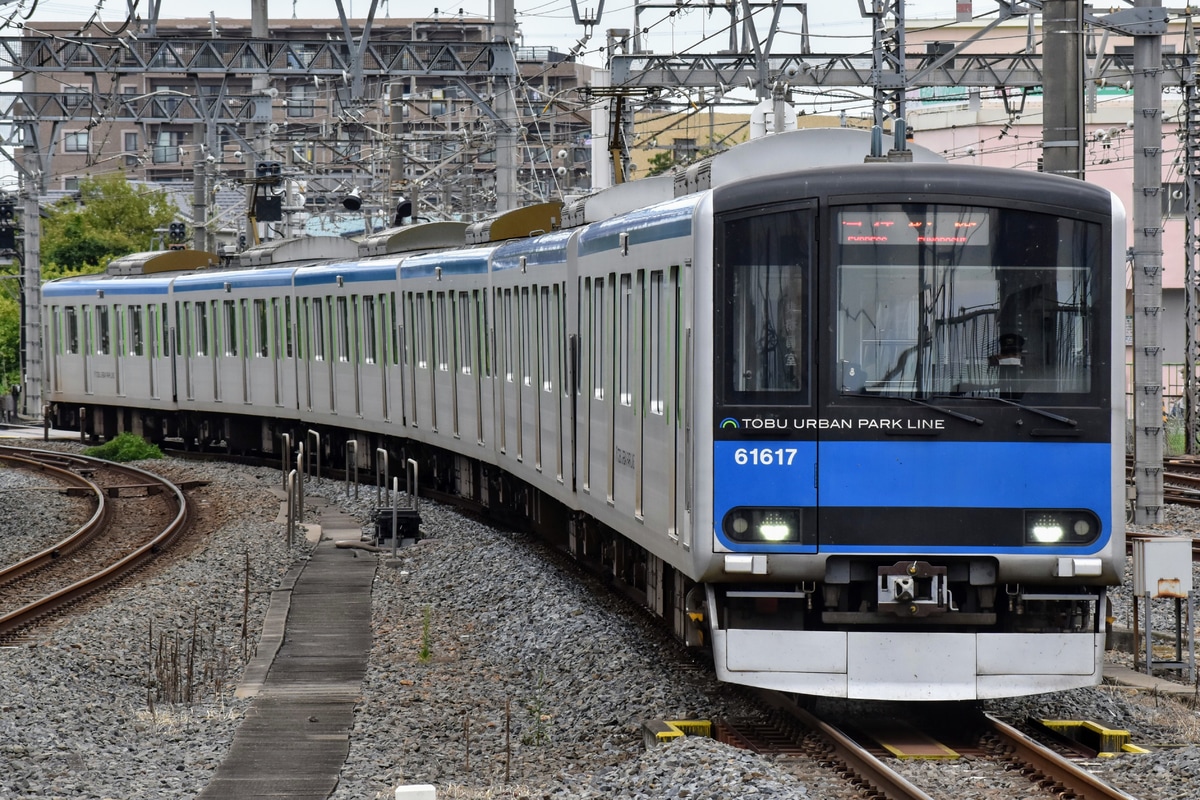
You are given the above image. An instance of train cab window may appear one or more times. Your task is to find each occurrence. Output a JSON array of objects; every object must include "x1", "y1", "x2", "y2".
[
  {"x1": 718, "y1": 206, "x2": 813, "y2": 404},
  {"x1": 65, "y1": 307, "x2": 79, "y2": 354},
  {"x1": 835, "y1": 204, "x2": 1100, "y2": 400}
]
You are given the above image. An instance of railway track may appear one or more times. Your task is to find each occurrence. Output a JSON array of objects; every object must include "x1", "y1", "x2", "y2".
[
  {"x1": 707, "y1": 692, "x2": 1140, "y2": 800},
  {"x1": 0, "y1": 445, "x2": 194, "y2": 640}
]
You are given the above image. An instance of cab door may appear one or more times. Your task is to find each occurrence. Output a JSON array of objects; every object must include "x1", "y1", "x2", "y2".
[{"x1": 711, "y1": 203, "x2": 818, "y2": 554}]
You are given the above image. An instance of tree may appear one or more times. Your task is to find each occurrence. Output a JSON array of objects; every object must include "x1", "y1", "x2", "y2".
[
  {"x1": 0, "y1": 172, "x2": 179, "y2": 393},
  {"x1": 41, "y1": 172, "x2": 179, "y2": 274}
]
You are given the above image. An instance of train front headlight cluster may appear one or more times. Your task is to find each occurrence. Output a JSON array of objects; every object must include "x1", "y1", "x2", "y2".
[
  {"x1": 723, "y1": 508, "x2": 802, "y2": 544},
  {"x1": 1024, "y1": 510, "x2": 1101, "y2": 545}
]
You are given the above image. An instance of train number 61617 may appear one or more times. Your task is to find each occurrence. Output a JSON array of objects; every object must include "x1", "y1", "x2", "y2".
[{"x1": 733, "y1": 447, "x2": 798, "y2": 466}]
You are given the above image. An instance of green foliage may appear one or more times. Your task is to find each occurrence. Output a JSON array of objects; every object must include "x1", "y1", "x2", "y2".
[
  {"x1": 83, "y1": 432, "x2": 164, "y2": 462},
  {"x1": 645, "y1": 150, "x2": 677, "y2": 177},
  {"x1": 41, "y1": 173, "x2": 179, "y2": 273},
  {"x1": 0, "y1": 291, "x2": 17, "y2": 389},
  {"x1": 418, "y1": 606, "x2": 433, "y2": 662},
  {"x1": 521, "y1": 672, "x2": 551, "y2": 746}
]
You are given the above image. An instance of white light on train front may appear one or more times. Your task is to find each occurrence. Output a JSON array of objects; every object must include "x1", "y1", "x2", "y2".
[
  {"x1": 758, "y1": 514, "x2": 792, "y2": 542},
  {"x1": 1025, "y1": 510, "x2": 1101, "y2": 545},
  {"x1": 722, "y1": 508, "x2": 802, "y2": 544},
  {"x1": 1031, "y1": 523, "x2": 1065, "y2": 543}
]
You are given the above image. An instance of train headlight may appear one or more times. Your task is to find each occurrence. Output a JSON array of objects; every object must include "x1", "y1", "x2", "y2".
[
  {"x1": 1024, "y1": 510, "x2": 1100, "y2": 546},
  {"x1": 723, "y1": 508, "x2": 802, "y2": 544}
]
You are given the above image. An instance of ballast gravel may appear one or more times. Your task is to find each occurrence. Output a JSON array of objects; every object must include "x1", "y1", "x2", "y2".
[{"x1": 0, "y1": 441, "x2": 1198, "y2": 800}]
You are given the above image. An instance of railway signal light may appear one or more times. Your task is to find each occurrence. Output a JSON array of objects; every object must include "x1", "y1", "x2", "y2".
[
  {"x1": 256, "y1": 160, "x2": 282, "y2": 184},
  {"x1": 0, "y1": 199, "x2": 17, "y2": 251}
]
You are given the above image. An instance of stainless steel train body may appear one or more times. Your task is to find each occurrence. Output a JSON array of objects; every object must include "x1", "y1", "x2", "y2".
[{"x1": 42, "y1": 131, "x2": 1125, "y2": 701}]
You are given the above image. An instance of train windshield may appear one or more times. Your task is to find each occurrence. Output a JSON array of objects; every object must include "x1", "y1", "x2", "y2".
[
  {"x1": 719, "y1": 206, "x2": 813, "y2": 405},
  {"x1": 835, "y1": 203, "x2": 1101, "y2": 401}
]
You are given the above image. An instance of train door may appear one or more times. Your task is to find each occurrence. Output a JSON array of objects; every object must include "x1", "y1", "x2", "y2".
[
  {"x1": 82, "y1": 305, "x2": 93, "y2": 394},
  {"x1": 325, "y1": 296, "x2": 336, "y2": 412},
  {"x1": 241, "y1": 299, "x2": 253, "y2": 404},
  {"x1": 450, "y1": 292, "x2": 462, "y2": 438},
  {"x1": 114, "y1": 304, "x2": 126, "y2": 397},
  {"x1": 712, "y1": 203, "x2": 818, "y2": 553},
  {"x1": 182, "y1": 302, "x2": 195, "y2": 401},
  {"x1": 211, "y1": 300, "x2": 222, "y2": 402},
  {"x1": 454, "y1": 291, "x2": 472, "y2": 441},
  {"x1": 351, "y1": 295, "x2": 363, "y2": 417},
  {"x1": 472, "y1": 290, "x2": 485, "y2": 445},
  {"x1": 301, "y1": 297, "x2": 313, "y2": 412},
  {"x1": 270, "y1": 299, "x2": 282, "y2": 406},
  {"x1": 146, "y1": 304, "x2": 159, "y2": 400}
]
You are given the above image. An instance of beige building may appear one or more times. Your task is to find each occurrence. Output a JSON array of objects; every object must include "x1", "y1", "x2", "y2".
[{"x1": 24, "y1": 17, "x2": 594, "y2": 227}]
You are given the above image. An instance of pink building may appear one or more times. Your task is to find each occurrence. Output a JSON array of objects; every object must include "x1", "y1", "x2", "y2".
[{"x1": 905, "y1": 17, "x2": 1192, "y2": 403}]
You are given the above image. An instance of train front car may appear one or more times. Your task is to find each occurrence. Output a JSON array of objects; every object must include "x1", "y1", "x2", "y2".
[{"x1": 701, "y1": 164, "x2": 1125, "y2": 701}]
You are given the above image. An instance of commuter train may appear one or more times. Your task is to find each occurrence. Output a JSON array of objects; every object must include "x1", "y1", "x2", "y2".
[{"x1": 41, "y1": 128, "x2": 1125, "y2": 701}]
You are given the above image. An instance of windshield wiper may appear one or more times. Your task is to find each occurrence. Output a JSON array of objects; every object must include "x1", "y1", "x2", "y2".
[
  {"x1": 932, "y1": 394, "x2": 1076, "y2": 427},
  {"x1": 843, "y1": 391, "x2": 984, "y2": 426}
]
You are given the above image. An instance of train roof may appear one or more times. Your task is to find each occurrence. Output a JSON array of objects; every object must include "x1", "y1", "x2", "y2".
[
  {"x1": 357, "y1": 221, "x2": 469, "y2": 257},
  {"x1": 400, "y1": 245, "x2": 495, "y2": 279},
  {"x1": 43, "y1": 272, "x2": 176, "y2": 297},
  {"x1": 105, "y1": 249, "x2": 221, "y2": 275},
  {"x1": 563, "y1": 127, "x2": 944, "y2": 228},
  {"x1": 235, "y1": 235, "x2": 358, "y2": 268},
  {"x1": 493, "y1": 228, "x2": 573, "y2": 272},
  {"x1": 712, "y1": 161, "x2": 1116, "y2": 215},
  {"x1": 172, "y1": 265, "x2": 299, "y2": 292}
]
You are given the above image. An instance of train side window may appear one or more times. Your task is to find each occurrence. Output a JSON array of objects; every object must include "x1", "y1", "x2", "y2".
[
  {"x1": 336, "y1": 296, "x2": 350, "y2": 362},
  {"x1": 521, "y1": 287, "x2": 532, "y2": 387},
  {"x1": 388, "y1": 293, "x2": 399, "y2": 366},
  {"x1": 555, "y1": 284, "x2": 566, "y2": 397},
  {"x1": 592, "y1": 278, "x2": 604, "y2": 400},
  {"x1": 478, "y1": 289, "x2": 490, "y2": 377},
  {"x1": 458, "y1": 291, "x2": 472, "y2": 376},
  {"x1": 83, "y1": 306, "x2": 93, "y2": 355},
  {"x1": 363, "y1": 296, "x2": 378, "y2": 365},
  {"x1": 194, "y1": 303, "x2": 208, "y2": 356},
  {"x1": 649, "y1": 271, "x2": 664, "y2": 415},
  {"x1": 115, "y1": 304, "x2": 126, "y2": 357},
  {"x1": 284, "y1": 298, "x2": 294, "y2": 358},
  {"x1": 159, "y1": 303, "x2": 169, "y2": 357},
  {"x1": 129, "y1": 304, "x2": 143, "y2": 356},
  {"x1": 619, "y1": 274, "x2": 632, "y2": 406},
  {"x1": 65, "y1": 306, "x2": 79, "y2": 354},
  {"x1": 415, "y1": 293, "x2": 428, "y2": 369},
  {"x1": 254, "y1": 299, "x2": 269, "y2": 357},
  {"x1": 352, "y1": 296, "x2": 362, "y2": 365},
  {"x1": 221, "y1": 300, "x2": 236, "y2": 357},
  {"x1": 436, "y1": 291, "x2": 449, "y2": 371},
  {"x1": 502, "y1": 288, "x2": 514, "y2": 382},
  {"x1": 540, "y1": 286, "x2": 552, "y2": 392},
  {"x1": 97, "y1": 305, "x2": 111, "y2": 355},
  {"x1": 312, "y1": 298, "x2": 325, "y2": 361}
]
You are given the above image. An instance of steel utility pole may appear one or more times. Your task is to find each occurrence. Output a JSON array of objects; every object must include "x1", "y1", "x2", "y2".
[
  {"x1": 1041, "y1": 1, "x2": 1084, "y2": 178},
  {"x1": 1131, "y1": 0, "x2": 1165, "y2": 524}
]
